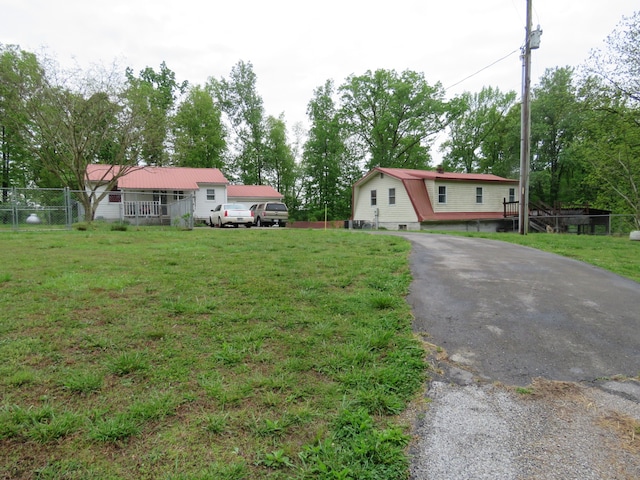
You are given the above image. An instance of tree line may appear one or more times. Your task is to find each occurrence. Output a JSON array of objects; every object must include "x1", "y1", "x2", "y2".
[{"x1": 1, "y1": 11, "x2": 638, "y2": 225}]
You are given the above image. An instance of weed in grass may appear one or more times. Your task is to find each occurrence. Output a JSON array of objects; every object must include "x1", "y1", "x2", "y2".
[
  {"x1": 89, "y1": 413, "x2": 141, "y2": 443},
  {"x1": 251, "y1": 416, "x2": 288, "y2": 437},
  {"x1": 299, "y1": 406, "x2": 410, "y2": 479},
  {"x1": 355, "y1": 387, "x2": 405, "y2": 415},
  {"x1": 107, "y1": 351, "x2": 149, "y2": 375},
  {"x1": 26, "y1": 410, "x2": 84, "y2": 443},
  {"x1": 0, "y1": 272, "x2": 11, "y2": 283},
  {"x1": 7, "y1": 369, "x2": 38, "y2": 387},
  {"x1": 0, "y1": 404, "x2": 80, "y2": 442},
  {"x1": 61, "y1": 370, "x2": 104, "y2": 394},
  {"x1": 257, "y1": 449, "x2": 294, "y2": 469},
  {"x1": 370, "y1": 293, "x2": 397, "y2": 310},
  {"x1": 127, "y1": 393, "x2": 179, "y2": 421},
  {"x1": 214, "y1": 342, "x2": 246, "y2": 366},
  {"x1": 516, "y1": 387, "x2": 534, "y2": 395},
  {"x1": 202, "y1": 412, "x2": 229, "y2": 435}
]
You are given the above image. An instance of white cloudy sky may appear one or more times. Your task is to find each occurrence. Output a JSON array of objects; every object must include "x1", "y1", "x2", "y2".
[{"x1": 3, "y1": 0, "x2": 638, "y2": 130}]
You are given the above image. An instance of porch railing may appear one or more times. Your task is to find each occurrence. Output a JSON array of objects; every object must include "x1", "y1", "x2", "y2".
[{"x1": 123, "y1": 201, "x2": 161, "y2": 217}]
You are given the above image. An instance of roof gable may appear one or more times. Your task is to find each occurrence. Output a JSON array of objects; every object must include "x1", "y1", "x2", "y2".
[{"x1": 86, "y1": 165, "x2": 228, "y2": 190}]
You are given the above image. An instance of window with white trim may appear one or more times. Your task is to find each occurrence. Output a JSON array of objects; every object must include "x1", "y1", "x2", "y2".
[
  {"x1": 370, "y1": 189, "x2": 377, "y2": 206},
  {"x1": 206, "y1": 189, "x2": 216, "y2": 201},
  {"x1": 388, "y1": 188, "x2": 396, "y2": 205},
  {"x1": 509, "y1": 187, "x2": 516, "y2": 202},
  {"x1": 476, "y1": 187, "x2": 483, "y2": 204}
]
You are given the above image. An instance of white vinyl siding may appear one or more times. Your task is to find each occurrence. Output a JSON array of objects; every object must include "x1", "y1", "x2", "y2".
[
  {"x1": 353, "y1": 175, "x2": 418, "y2": 224},
  {"x1": 427, "y1": 180, "x2": 515, "y2": 213}
]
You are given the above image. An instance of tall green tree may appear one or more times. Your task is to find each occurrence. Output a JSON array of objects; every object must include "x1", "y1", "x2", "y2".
[
  {"x1": 125, "y1": 62, "x2": 187, "y2": 166},
  {"x1": 440, "y1": 86, "x2": 517, "y2": 173},
  {"x1": 579, "y1": 83, "x2": 640, "y2": 226},
  {"x1": 581, "y1": 12, "x2": 640, "y2": 226},
  {"x1": 10, "y1": 60, "x2": 146, "y2": 221},
  {"x1": 530, "y1": 67, "x2": 582, "y2": 206},
  {"x1": 209, "y1": 60, "x2": 267, "y2": 184},
  {"x1": 338, "y1": 69, "x2": 448, "y2": 170},
  {"x1": 264, "y1": 115, "x2": 296, "y2": 202},
  {"x1": 303, "y1": 80, "x2": 349, "y2": 219},
  {"x1": 172, "y1": 85, "x2": 226, "y2": 168},
  {"x1": 0, "y1": 45, "x2": 43, "y2": 191},
  {"x1": 478, "y1": 102, "x2": 521, "y2": 179}
]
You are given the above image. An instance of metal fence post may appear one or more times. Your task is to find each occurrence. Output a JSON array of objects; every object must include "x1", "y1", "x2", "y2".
[
  {"x1": 64, "y1": 187, "x2": 72, "y2": 229},
  {"x1": 11, "y1": 186, "x2": 18, "y2": 231}
]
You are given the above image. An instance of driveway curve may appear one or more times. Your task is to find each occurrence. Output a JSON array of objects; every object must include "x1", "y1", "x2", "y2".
[
  {"x1": 398, "y1": 233, "x2": 640, "y2": 386},
  {"x1": 371, "y1": 233, "x2": 640, "y2": 479}
]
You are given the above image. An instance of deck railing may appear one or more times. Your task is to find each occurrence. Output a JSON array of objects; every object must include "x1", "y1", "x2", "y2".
[{"x1": 123, "y1": 201, "x2": 161, "y2": 217}]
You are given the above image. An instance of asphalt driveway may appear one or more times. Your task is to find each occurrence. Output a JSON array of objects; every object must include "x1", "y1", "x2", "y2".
[{"x1": 399, "y1": 233, "x2": 640, "y2": 386}]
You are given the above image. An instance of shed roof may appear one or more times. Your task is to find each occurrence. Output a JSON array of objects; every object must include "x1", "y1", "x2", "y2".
[
  {"x1": 86, "y1": 165, "x2": 228, "y2": 190},
  {"x1": 227, "y1": 184, "x2": 283, "y2": 199}
]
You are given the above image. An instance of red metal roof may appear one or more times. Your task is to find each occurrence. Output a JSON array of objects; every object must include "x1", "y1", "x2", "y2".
[
  {"x1": 86, "y1": 165, "x2": 228, "y2": 189},
  {"x1": 372, "y1": 167, "x2": 518, "y2": 184},
  {"x1": 227, "y1": 185, "x2": 283, "y2": 199}
]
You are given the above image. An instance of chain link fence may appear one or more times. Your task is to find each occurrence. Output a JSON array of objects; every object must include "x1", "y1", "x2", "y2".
[
  {"x1": 0, "y1": 187, "x2": 79, "y2": 230},
  {"x1": 0, "y1": 188, "x2": 195, "y2": 231}
]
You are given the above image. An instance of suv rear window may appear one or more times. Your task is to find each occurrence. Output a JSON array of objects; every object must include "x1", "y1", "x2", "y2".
[{"x1": 266, "y1": 203, "x2": 287, "y2": 211}]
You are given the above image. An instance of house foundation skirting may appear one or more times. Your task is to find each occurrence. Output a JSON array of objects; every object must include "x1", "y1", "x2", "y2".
[{"x1": 419, "y1": 219, "x2": 510, "y2": 233}]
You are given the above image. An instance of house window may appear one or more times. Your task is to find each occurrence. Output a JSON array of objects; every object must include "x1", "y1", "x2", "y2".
[
  {"x1": 509, "y1": 187, "x2": 516, "y2": 202},
  {"x1": 108, "y1": 187, "x2": 121, "y2": 203},
  {"x1": 438, "y1": 186, "x2": 447, "y2": 204},
  {"x1": 476, "y1": 187, "x2": 483, "y2": 204},
  {"x1": 174, "y1": 190, "x2": 184, "y2": 200},
  {"x1": 388, "y1": 188, "x2": 396, "y2": 205},
  {"x1": 206, "y1": 189, "x2": 216, "y2": 201},
  {"x1": 370, "y1": 190, "x2": 377, "y2": 206}
]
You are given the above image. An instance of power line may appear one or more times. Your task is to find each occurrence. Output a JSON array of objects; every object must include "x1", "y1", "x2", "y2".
[{"x1": 445, "y1": 49, "x2": 520, "y2": 91}]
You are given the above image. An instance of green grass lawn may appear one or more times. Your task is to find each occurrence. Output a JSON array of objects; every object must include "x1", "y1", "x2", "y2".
[
  {"x1": 0, "y1": 228, "x2": 425, "y2": 479},
  {"x1": 1, "y1": 227, "x2": 638, "y2": 479}
]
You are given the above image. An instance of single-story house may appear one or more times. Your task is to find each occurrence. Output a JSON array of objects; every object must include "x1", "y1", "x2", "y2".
[
  {"x1": 85, "y1": 165, "x2": 282, "y2": 224},
  {"x1": 351, "y1": 167, "x2": 519, "y2": 231}
]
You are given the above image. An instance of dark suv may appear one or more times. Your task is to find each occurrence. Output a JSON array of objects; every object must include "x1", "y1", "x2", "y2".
[{"x1": 251, "y1": 202, "x2": 288, "y2": 227}]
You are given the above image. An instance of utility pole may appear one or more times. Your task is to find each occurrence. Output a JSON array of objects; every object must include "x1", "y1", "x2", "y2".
[{"x1": 518, "y1": 0, "x2": 542, "y2": 234}]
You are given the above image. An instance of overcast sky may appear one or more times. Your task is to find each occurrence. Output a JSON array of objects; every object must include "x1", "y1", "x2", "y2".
[{"x1": 3, "y1": 0, "x2": 638, "y2": 131}]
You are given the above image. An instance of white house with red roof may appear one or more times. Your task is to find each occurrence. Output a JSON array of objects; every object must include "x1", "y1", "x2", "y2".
[
  {"x1": 85, "y1": 165, "x2": 283, "y2": 224},
  {"x1": 352, "y1": 167, "x2": 519, "y2": 231}
]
